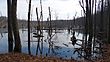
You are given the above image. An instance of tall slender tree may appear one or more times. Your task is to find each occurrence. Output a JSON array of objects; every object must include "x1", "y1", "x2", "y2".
[
  {"x1": 36, "y1": 8, "x2": 42, "y2": 55},
  {"x1": 85, "y1": 0, "x2": 89, "y2": 58},
  {"x1": 7, "y1": 0, "x2": 14, "y2": 52},
  {"x1": 93, "y1": 0, "x2": 97, "y2": 55},
  {"x1": 40, "y1": 0, "x2": 43, "y2": 54},
  {"x1": 87, "y1": 0, "x2": 93, "y2": 58},
  {"x1": 28, "y1": 0, "x2": 32, "y2": 54},
  {"x1": 108, "y1": 0, "x2": 110, "y2": 43}
]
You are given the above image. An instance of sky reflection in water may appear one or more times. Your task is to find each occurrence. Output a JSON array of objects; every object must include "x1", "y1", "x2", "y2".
[{"x1": 0, "y1": 29, "x2": 83, "y2": 59}]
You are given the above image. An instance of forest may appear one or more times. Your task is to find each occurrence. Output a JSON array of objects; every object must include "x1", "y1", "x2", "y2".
[{"x1": 0, "y1": 0, "x2": 110, "y2": 62}]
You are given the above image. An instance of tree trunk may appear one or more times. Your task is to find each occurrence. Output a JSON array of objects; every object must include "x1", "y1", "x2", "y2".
[
  {"x1": 36, "y1": 8, "x2": 41, "y2": 55},
  {"x1": 85, "y1": 0, "x2": 93, "y2": 59},
  {"x1": 87, "y1": 0, "x2": 93, "y2": 58},
  {"x1": 40, "y1": 0, "x2": 43, "y2": 54},
  {"x1": 108, "y1": 0, "x2": 110, "y2": 43},
  {"x1": 100, "y1": 0, "x2": 104, "y2": 31},
  {"x1": 28, "y1": 0, "x2": 31, "y2": 54},
  {"x1": 85, "y1": 0, "x2": 89, "y2": 58},
  {"x1": 7, "y1": 0, "x2": 14, "y2": 52},
  {"x1": 11, "y1": 0, "x2": 21, "y2": 52}
]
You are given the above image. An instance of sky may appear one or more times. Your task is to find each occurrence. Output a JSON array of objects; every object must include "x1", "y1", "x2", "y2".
[{"x1": 0, "y1": 0, "x2": 82, "y2": 20}]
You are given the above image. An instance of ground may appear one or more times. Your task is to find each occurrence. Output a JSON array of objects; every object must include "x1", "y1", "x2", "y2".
[
  {"x1": 94, "y1": 44, "x2": 110, "y2": 62},
  {"x1": 0, "y1": 53, "x2": 77, "y2": 62},
  {"x1": 99, "y1": 44, "x2": 110, "y2": 62}
]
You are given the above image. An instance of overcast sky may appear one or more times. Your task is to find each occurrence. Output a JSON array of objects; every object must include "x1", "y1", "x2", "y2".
[{"x1": 0, "y1": 0, "x2": 82, "y2": 20}]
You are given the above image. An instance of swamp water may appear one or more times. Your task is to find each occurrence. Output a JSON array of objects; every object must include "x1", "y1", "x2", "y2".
[{"x1": 0, "y1": 29, "x2": 86, "y2": 60}]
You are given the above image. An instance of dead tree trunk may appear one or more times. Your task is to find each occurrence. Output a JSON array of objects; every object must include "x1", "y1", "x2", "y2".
[
  {"x1": 7, "y1": 0, "x2": 14, "y2": 52},
  {"x1": 48, "y1": 7, "x2": 54, "y2": 53},
  {"x1": 40, "y1": 0, "x2": 43, "y2": 54},
  {"x1": 27, "y1": 0, "x2": 31, "y2": 55},
  {"x1": 36, "y1": 8, "x2": 42, "y2": 55},
  {"x1": 11, "y1": 0, "x2": 21, "y2": 52}
]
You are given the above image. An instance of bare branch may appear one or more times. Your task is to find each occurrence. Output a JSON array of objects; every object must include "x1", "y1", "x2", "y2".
[{"x1": 79, "y1": 0, "x2": 86, "y2": 14}]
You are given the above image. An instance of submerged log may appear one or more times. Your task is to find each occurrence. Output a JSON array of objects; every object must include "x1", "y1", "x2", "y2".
[{"x1": 33, "y1": 35, "x2": 44, "y2": 38}]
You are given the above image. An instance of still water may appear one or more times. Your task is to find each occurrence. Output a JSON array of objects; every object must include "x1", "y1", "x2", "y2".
[{"x1": 0, "y1": 29, "x2": 83, "y2": 59}]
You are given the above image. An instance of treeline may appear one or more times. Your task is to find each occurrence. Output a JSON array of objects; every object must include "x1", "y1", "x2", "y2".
[{"x1": 0, "y1": 16, "x2": 84, "y2": 29}]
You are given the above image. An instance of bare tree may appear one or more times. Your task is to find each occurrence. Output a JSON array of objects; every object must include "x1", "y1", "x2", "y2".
[
  {"x1": 27, "y1": 0, "x2": 32, "y2": 54},
  {"x1": 108, "y1": 0, "x2": 110, "y2": 43},
  {"x1": 100, "y1": 0, "x2": 104, "y2": 31},
  {"x1": 7, "y1": 0, "x2": 14, "y2": 52},
  {"x1": 87, "y1": 0, "x2": 93, "y2": 58},
  {"x1": 11, "y1": 0, "x2": 21, "y2": 52},
  {"x1": 40, "y1": 0, "x2": 44, "y2": 54},
  {"x1": 48, "y1": 7, "x2": 54, "y2": 53},
  {"x1": 36, "y1": 8, "x2": 42, "y2": 55}
]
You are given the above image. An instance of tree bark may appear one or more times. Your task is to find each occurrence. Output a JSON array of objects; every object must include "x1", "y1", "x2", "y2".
[
  {"x1": 7, "y1": 0, "x2": 14, "y2": 52},
  {"x1": 87, "y1": 0, "x2": 93, "y2": 58},
  {"x1": 11, "y1": 0, "x2": 21, "y2": 52},
  {"x1": 85, "y1": 0, "x2": 93, "y2": 59},
  {"x1": 108, "y1": 0, "x2": 110, "y2": 43}
]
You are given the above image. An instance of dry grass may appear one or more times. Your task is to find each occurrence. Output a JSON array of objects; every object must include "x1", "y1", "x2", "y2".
[{"x1": 0, "y1": 53, "x2": 78, "y2": 62}]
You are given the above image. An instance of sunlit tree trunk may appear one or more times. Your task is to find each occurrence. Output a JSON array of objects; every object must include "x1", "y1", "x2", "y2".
[
  {"x1": 7, "y1": 0, "x2": 14, "y2": 52},
  {"x1": 11, "y1": 0, "x2": 21, "y2": 52}
]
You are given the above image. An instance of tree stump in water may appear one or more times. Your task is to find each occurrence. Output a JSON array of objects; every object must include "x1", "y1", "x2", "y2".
[{"x1": 71, "y1": 32, "x2": 77, "y2": 46}]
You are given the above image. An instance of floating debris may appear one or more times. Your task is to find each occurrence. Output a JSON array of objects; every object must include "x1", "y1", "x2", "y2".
[
  {"x1": 54, "y1": 46, "x2": 62, "y2": 50},
  {"x1": 67, "y1": 50, "x2": 70, "y2": 52},
  {"x1": 24, "y1": 40, "x2": 39, "y2": 42},
  {"x1": 63, "y1": 43, "x2": 68, "y2": 47},
  {"x1": 33, "y1": 34, "x2": 44, "y2": 38}
]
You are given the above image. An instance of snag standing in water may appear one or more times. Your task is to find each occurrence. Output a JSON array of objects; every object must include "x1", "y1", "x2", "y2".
[{"x1": 71, "y1": 32, "x2": 77, "y2": 46}]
